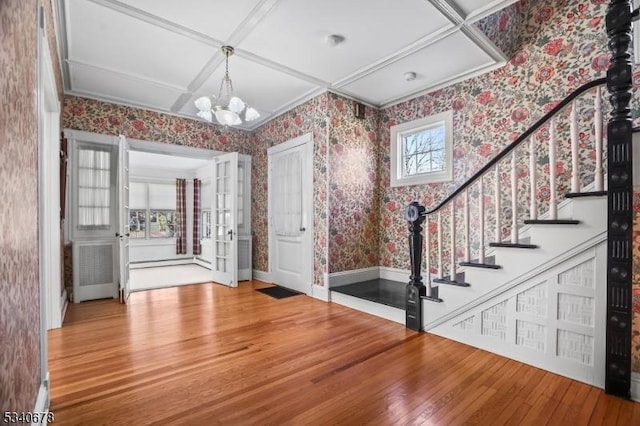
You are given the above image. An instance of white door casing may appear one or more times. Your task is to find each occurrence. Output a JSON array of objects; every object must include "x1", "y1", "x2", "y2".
[
  {"x1": 268, "y1": 133, "x2": 313, "y2": 294},
  {"x1": 118, "y1": 135, "x2": 131, "y2": 303},
  {"x1": 211, "y1": 152, "x2": 238, "y2": 287}
]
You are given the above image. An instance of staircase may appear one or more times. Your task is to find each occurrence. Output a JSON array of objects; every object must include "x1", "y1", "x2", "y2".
[{"x1": 408, "y1": 78, "x2": 609, "y2": 387}]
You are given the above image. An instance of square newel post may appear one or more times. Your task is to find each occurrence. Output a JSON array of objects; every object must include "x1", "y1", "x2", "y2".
[{"x1": 405, "y1": 202, "x2": 426, "y2": 331}]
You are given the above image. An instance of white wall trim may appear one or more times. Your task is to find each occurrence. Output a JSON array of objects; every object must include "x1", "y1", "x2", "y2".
[
  {"x1": 331, "y1": 292, "x2": 404, "y2": 324},
  {"x1": 632, "y1": 372, "x2": 640, "y2": 402},
  {"x1": 129, "y1": 259, "x2": 193, "y2": 269},
  {"x1": 379, "y1": 267, "x2": 410, "y2": 283},
  {"x1": 194, "y1": 258, "x2": 212, "y2": 270},
  {"x1": 253, "y1": 270, "x2": 272, "y2": 283},
  {"x1": 311, "y1": 284, "x2": 329, "y2": 302},
  {"x1": 329, "y1": 267, "x2": 380, "y2": 287},
  {"x1": 32, "y1": 375, "x2": 49, "y2": 426}
]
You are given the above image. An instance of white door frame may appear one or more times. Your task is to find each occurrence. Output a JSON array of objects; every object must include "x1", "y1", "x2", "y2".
[
  {"x1": 37, "y1": 5, "x2": 61, "y2": 412},
  {"x1": 38, "y1": 10, "x2": 62, "y2": 330},
  {"x1": 268, "y1": 133, "x2": 314, "y2": 294}
]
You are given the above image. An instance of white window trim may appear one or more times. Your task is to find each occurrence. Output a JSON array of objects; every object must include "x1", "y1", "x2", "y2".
[{"x1": 390, "y1": 110, "x2": 454, "y2": 187}]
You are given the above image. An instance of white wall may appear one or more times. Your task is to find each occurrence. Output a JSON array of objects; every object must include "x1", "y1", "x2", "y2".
[{"x1": 129, "y1": 164, "x2": 199, "y2": 265}]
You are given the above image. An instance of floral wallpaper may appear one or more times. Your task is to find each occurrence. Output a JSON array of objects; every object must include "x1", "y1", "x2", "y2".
[
  {"x1": 327, "y1": 94, "x2": 381, "y2": 273},
  {"x1": 251, "y1": 94, "x2": 330, "y2": 287},
  {"x1": 474, "y1": 0, "x2": 526, "y2": 60},
  {"x1": 63, "y1": 96, "x2": 253, "y2": 154},
  {"x1": 1, "y1": 0, "x2": 42, "y2": 411}
]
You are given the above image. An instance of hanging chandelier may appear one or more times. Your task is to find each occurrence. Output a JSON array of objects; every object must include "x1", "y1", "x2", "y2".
[{"x1": 195, "y1": 46, "x2": 260, "y2": 126}]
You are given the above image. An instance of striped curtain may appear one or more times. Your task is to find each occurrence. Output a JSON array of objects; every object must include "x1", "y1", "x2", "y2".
[
  {"x1": 176, "y1": 178, "x2": 187, "y2": 254},
  {"x1": 192, "y1": 178, "x2": 201, "y2": 255}
]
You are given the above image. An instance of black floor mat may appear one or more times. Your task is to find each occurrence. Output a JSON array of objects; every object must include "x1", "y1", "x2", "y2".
[{"x1": 256, "y1": 286, "x2": 302, "y2": 299}]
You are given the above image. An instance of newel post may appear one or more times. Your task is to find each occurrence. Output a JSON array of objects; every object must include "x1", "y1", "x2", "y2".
[
  {"x1": 605, "y1": 0, "x2": 634, "y2": 398},
  {"x1": 405, "y1": 202, "x2": 426, "y2": 331}
]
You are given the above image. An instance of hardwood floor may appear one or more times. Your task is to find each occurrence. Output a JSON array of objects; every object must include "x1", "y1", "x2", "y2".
[{"x1": 48, "y1": 281, "x2": 640, "y2": 425}]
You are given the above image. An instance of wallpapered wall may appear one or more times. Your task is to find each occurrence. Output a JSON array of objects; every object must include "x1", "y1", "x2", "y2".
[
  {"x1": 327, "y1": 94, "x2": 381, "y2": 273},
  {"x1": 250, "y1": 94, "x2": 330, "y2": 287},
  {"x1": 1, "y1": 0, "x2": 54, "y2": 411},
  {"x1": 63, "y1": 96, "x2": 253, "y2": 154}
]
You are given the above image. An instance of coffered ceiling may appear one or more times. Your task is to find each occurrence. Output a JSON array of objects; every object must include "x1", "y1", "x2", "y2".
[{"x1": 55, "y1": 0, "x2": 519, "y2": 130}]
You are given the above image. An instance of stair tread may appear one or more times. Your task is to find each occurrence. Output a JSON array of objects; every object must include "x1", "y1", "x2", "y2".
[
  {"x1": 565, "y1": 191, "x2": 607, "y2": 198},
  {"x1": 433, "y1": 277, "x2": 471, "y2": 287},
  {"x1": 489, "y1": 242, "x2": 538, "y2": 249},
  {"x1": 459, "y1": 261, "x2": 502, "y2": 270},
  {"x1": 421, "y1": 295, "x2": 443, "y2": 303},
  {"x1": 524, "y1": 219, "x2": 580, "y2": 225}
]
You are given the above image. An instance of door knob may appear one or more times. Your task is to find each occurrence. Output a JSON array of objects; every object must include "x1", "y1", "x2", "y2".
[
  {"x1": 300, "y1": 227, "x2": 306, "y2": 232},
  {"x1": 227, "y1": 229, "x2": 233, "y2": 241}
]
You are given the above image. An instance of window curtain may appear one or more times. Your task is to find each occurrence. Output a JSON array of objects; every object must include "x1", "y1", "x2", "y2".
[
  {"x1": 176, "y1": 178, "x2": 187, "y2": 254},
  {"x1": 273, "y1": 151, "x2": 302, "y2": 236},
  {"x1": 192, "y1": 178, "x2": 201, "y2": 255}
]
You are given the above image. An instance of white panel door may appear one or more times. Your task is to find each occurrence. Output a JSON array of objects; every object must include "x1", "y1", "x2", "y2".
[
  {"x1": 211, "y1": 152, "x2": 238, "y2": 287},
  {"x1": 268, "y1": 133, "x2": 312, "y2": 294},
  {"x1": 118, "y1": 135, "x2": 131, "y2": 303}
]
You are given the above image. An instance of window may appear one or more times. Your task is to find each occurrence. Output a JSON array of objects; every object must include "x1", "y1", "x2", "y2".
[
  {"x1": 77, "y1": 147, "x2": 112, "y2": 228},
  {"x1": 202, "y1": 210, "x2": 212, "y2": 239},
  {"x1": 149, "y1": 211, "x2": 176, "y2": 238},
  {"x1": 129, "y1": 181, "x2": 176, "y2": 239},
  {"x1": 129, "y1": 210, "x2": 146, "y2": 238},
  {"x1": 390, "y1": 111, "x2": 453, "y2": 187}
]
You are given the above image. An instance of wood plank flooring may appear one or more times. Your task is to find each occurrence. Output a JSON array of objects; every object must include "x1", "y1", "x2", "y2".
[{"x1": 48, "y1": 281, "x2": 640, "y2": 425}]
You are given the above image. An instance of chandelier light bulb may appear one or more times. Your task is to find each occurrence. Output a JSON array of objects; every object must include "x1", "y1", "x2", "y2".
[{"x1": 194, "y1": 45, "x2": 260, "y2": 126}]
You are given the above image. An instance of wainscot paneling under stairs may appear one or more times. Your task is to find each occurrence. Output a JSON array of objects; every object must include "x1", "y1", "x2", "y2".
[{"x1": 428, "y1": 195, "x2": 607, "y2": 388}]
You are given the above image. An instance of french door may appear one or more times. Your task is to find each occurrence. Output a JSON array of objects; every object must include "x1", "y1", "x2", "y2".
[
  {"x1": 118, "y1": 135, "x2": 131, "y2": 303},
  {"x1": 211, "y1": 152, "x2": 239, "y2": 287}
]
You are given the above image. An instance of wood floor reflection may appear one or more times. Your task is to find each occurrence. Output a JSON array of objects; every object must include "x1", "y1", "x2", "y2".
[{"x1": 48, "y1": 281, "x2": 640, "y2": 425}]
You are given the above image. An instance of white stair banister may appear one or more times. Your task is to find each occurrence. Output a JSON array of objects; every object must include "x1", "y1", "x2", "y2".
[
  {"x1": 450, "y1": 202, "x2": 456, "y2": 279},
  {"x1": 529, "y1": 136, "x2": 538, "y2": 220},
  {"x1": 437, "y1": 211, "x2": 443, "y2": 279},
  {"x1": 549, "y1": 119, "x2": 558, "y2": 220},
  {"x1": 478, "y1": 177, "x2": 485, "y2": 263},
  {"x1": 511, "y1": 151, "x2": 518, "y2": 243},
  {"x1": 495, "y1": 164, "x2": 501, "y2": 242},
  {"x1": 464, "y1": 188, "x2": 470, "y2": 262},
  {"x1": 425, "y1": 215, "x2": 432, "y2": 296},
  {"x1": 594, "y1": 86, "x2": 604, "y2": 192},
  {"x1": 570, "y1": 101, "x2": 580, "y2": 193}
]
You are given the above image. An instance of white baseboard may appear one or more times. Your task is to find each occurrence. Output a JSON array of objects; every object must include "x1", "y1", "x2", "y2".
[
  {"x1": 32, "y1": 375, "x2": 49, "y2": 426},
  {"x1": 130, "y1": 259, "x2": 193, "y2": 269},
  {"x1": 330, "y1": 291, "x2": 404, "y2": 324},
  {"x1": 632, "y1": 372, "x2": 640, "y2": 402},
  {"x1": 379, "y1": 267, "x2": 410, "y2": 283},
  {"x1": 311, "y1": 284, "x2": 329, "y2": 301},
  {"x1": 329, "y1": 267, "x2": 379, "y2": 287},
  {"x1": 194, "y1": 258, "x2": 212, "y2": 270},
  {"x1": 253, "y1": 270, "x2": 271, "y2": 283}
]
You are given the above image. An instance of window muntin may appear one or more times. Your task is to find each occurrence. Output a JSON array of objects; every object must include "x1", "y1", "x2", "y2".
[
  {"x1": 77, "y1": 148, "x2": 111, "y2": 228},
  {"x1": 390, "y1": 111, "x2": 453, "y2": 187}
]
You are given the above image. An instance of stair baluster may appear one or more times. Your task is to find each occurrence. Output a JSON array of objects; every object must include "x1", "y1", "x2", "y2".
[
  {"x1": 464, "y1": 188, "x2": 470, "y2": 262},
  {"x1": 570, "y1": 102, "x2": 581, "y2": 193},
  {"x1": 594, "y1": 86, "x2": 604, "y2": 192},
  {"x1": 450, "y1": 201, "x2": 456, "y2": 279},
  {"x1": 529, "y1": 136, "x2": 538, "y2": 220},
  {"x1": 511, "y1": 151, "x2": 518, "y2": 244},
  {"x1": 478, "y1": 177, "x2": 485, "y2": 263},
  {"x1": 495, "y1": 164, "x2": 501, "y2": 242},
  {"x1": 437, "y1": 211, "x2": 443, "y2": 279},
  {"x1": 549, "y1": 119, "x2": 558, "y2": 220}
]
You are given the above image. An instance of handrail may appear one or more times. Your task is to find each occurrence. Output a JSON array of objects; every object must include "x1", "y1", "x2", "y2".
[{"x1": 423, "y1": 77, "x2": 606, "y2": 216}]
